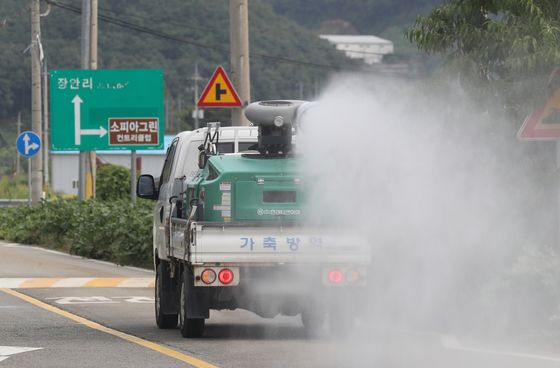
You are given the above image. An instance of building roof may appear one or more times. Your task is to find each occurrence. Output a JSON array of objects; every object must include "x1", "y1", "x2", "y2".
[{"x1": 319, "y1": 34, "x2": 393, "y2": 45}]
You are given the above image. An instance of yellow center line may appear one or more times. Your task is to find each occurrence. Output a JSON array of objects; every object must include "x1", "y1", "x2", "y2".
[{"x1": 0, "y1": 288, "x2": 218, "y2": 368}]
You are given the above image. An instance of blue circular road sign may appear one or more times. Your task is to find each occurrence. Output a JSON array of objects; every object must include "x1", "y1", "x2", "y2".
[{"x1": 16, "y1": 131, "x2": 42, "y2": 157}]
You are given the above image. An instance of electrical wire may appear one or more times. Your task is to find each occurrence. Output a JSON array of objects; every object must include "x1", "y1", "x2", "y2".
[
  {"x1": 95, "y1": 4, "x2": 216, "y2": 32},
  {"x1": 45, "y1": 0, "x2": 352, "y2": 71}
]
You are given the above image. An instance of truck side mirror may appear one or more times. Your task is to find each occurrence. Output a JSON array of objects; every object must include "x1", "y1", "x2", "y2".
[{"x1": 137, "y1": 174, "x2": 158, "y2": 200}]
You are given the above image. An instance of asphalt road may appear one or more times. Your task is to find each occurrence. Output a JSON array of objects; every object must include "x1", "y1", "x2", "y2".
[{"x1": 1, "y1": 241, "x2": 560, "y2": 368}]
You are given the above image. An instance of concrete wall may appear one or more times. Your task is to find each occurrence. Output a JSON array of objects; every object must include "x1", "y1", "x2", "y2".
[{"x1": 51, "y1": 153, "x2": 164, "y2": 195}]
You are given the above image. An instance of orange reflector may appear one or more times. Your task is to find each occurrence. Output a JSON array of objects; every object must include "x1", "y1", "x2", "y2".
[
  {"x1": 346, "y1": 270, "x2": 361, "y2": 284},
  {"x1": 327, "y1": 269, "x2": 344, "y2": 284},
  {"x1": 218, "y1": 268, "x2": 234, "y2": 285},
  {"x1": 201, "y1": 269, "x2": 216, "y2": 285}
]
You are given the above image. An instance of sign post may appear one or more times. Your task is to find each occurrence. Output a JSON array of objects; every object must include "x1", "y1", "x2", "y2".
[
  {"x1": 518, "y1": 69, "x2": 560, "y2": 247},
  {"x1": 16, "y1": 131, "x2": 42, "y2": 206},
  {"x1": 130, "y1": 150, "x2": 136, "y2": 203}
]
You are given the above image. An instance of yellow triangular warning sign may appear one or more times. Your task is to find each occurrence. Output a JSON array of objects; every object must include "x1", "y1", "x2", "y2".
[{"x1": 197, "y1": 66, "x2": 242, "y2": 107}]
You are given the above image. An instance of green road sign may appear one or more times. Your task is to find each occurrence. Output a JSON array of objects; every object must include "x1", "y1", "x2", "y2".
[{"x1": 50, "y1": 69, "x2": 164, "y2": 151}]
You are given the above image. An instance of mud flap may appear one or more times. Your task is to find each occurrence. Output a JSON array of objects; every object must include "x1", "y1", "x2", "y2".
[
  {"x1": 161, "y1": 262, "x2": 180, "y2": 315},
  {"x1": 184, "y1": 267, "x2": 210, "y2": 319}
]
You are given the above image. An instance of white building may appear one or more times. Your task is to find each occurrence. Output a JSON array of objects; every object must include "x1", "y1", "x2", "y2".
[
  {"x1": 50, "y1": 135, "x2": 174, "y2": 195},
  {"x1": 319, "y1": 34, "x2": 394, "y2": 65}
]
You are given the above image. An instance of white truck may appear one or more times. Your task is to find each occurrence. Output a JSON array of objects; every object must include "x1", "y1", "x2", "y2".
[{"x1": 137, "y1": 100, "x2": 370, "y2": 337}]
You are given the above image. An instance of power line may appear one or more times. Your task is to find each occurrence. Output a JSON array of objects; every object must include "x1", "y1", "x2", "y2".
[
  {"x1": 45, "y1": 0, "x2": 349, "y2": 71},
  {"x1": 46, "y1": 0, "x2": 225, "y2": 52},
  {"x1": 95, "y1": 3, "x2": 216, "y2": 32}
]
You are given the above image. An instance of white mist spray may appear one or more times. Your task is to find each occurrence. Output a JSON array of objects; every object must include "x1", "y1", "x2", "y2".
[{"x1": 298, "y1": 73, "x2": 557, "y2": 364}]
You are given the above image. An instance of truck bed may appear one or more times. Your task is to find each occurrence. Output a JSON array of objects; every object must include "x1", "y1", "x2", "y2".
[{"x1": 170, "y1": 219, "x2": 371, "y2": 265}]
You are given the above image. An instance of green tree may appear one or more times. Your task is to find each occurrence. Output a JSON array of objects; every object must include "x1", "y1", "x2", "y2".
[{"x1": 406, "y1": 0, "x2": 560, "y2": 114}]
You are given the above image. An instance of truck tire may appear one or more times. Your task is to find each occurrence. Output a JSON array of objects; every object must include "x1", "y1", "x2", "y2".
[
  {"x1": 179, "y1": 267, "x2": 205, "y2": 338},
  {"x1": 155, "y1": 262, "x2": 178, "y2": 329}
]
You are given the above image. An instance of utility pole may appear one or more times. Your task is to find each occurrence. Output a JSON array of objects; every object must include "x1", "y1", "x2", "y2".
[
  {"x1": 229, "y1": 0, "x2": 251, "y2": 126},
  {"x1": 15, "y1": 112, "x2": 21, "y2": 175},
  {"x1": 40, "y1": 0, "x2": 51, "y2": 191},
  {"x1": 42, "y1": 59, "x2": 50, "y2": 189},
  {"x1": 79, "y1": 0, "x2": 90, "y2": 200},
  {"x1": 89, "y1": 0, "x2": 98, "y2": 198},
  {"x1": 192, "y1": 62, "x2": 202, "y2": 130},
  {"x1": 31, "y1": 0, "x2": 43, "y2": 203}
]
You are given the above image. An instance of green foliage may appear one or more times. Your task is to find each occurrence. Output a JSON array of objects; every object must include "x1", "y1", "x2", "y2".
[
  {"x1": 406, "y1": 0, "x2": 560, "y2": 114},
  {"x1": 0, "y1": 199, "x2": 80, "y2": 247},
  {"x1": 0, "y1": 199, "x2": 154, "y2": 268},
  {"x1": 96, "y1": 164, "x2": 130, "y2": 201},
  {"x1": 0, "y1": 174, "x2": 28, "y2": 199},
  {"x1": 264, "y1": 0, "x2": 440, "y2": 35},
  {"x1": 264, "y1": 0, "x2": 441, "y2": 59}
]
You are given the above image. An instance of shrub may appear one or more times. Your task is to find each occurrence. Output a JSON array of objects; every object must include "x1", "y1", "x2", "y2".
[
  {"x1": 96, "y1": 164, "x2": 130, "y2": 201},
  {"x1": 0, "y1": 198, "x2": 154, "y2": 268}
]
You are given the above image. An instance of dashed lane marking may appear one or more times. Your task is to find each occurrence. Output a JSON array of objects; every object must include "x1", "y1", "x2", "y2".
[
  {"x1": 0, "y1": 278, "x2": 154, "y2": 289},
  {"x1": 0, "y1": 288, "x2": 218, "y2": 368}
]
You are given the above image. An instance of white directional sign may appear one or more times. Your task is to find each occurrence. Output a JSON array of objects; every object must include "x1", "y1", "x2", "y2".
[
  {"x1": 72, "y1": 95, "x2": 107, "y2": 145},
  {"x1": 0, "y1": 346, "x2": 42, "y2": 363},
  {"x1": 16, "y1": 131, "x2": 41, "y2": 158}
]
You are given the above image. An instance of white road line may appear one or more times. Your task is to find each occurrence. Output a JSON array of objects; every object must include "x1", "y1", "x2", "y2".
[
  {"x1": 0, "y1": 346, "x2": 42, "y2": 356},
  {"x1": 0, "y1": 279, "x2": 26, "y2": 288},
  {"x1": 0, "y1": 346, "x2": 42, "y2": 363},
  {"x1": 51, "y1": 278, "x2": 94, "y2": 288},
  {"x1": 118, "y1": 278, "x2": 153, "y2": 288},
  {"x1": 440, "y1": 334, "x2": 560, "y2": 363}
]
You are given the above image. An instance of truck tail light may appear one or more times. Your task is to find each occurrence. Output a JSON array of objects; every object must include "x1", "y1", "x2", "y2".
[
  {"x1": 218, "y1": 268, "x2": 234, "y2": 285},
  {"x1": 323, "y1": 267, "x2": 366, "y2": 286},
  {"x1": 194, "y1": 266, "x2": 239, "y2": 287},
  {"x1": 200, "y1": 268, "x2": 216, "y2": 284},
  {"x1": 327, "y1": 269, "x2": 344, "y2": 284}
]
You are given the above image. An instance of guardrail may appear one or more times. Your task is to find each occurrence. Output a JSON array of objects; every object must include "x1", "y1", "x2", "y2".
[{"x1": 0, "y1": 199, "x2": 27, "y2": 207}]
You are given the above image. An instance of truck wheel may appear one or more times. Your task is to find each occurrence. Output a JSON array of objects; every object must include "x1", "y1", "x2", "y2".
[
  {"x1": 155, "y1": 262, "x2": 178, "y2": 329},
  {"x1": 179, "y1": 267, "x2": 205, "y2": 338}
]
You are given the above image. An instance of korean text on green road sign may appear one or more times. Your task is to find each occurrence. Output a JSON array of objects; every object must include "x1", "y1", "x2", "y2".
[{"x1": 50, "y1": 69, "x2": 164, "y2": 151}]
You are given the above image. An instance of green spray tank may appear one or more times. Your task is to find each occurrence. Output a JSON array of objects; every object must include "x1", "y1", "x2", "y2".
[{"x1": 182, "y1": 100, "x2": 311, "y2": 223}]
